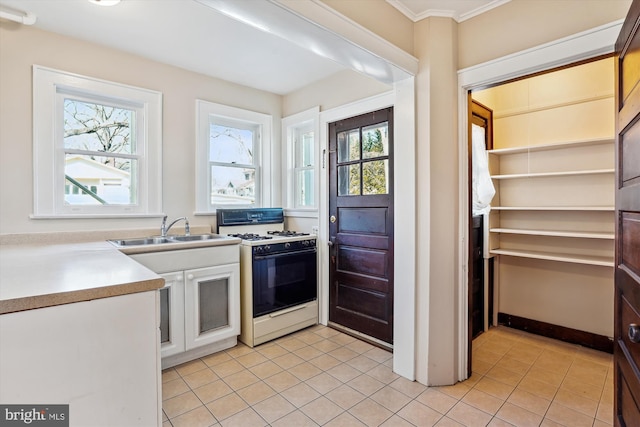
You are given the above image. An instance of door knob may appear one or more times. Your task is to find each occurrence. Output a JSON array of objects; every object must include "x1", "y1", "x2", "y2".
[
  {"x1": 629, "y1": 324, "x2": 640, "y2": 343},
  {"x1": 330, "y1": 215, "x2": 336, "y2": 223}
]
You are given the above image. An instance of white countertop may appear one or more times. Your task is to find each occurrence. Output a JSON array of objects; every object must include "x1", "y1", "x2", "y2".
[
  {"x1": 0, "y1": 228, "x2": 242, "y2": 314},
  {"x1": 0, "y1": 240, "x2": 164, "y2": 314}
]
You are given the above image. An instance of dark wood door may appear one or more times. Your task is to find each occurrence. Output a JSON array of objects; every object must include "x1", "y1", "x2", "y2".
[
  {"x1": 614, "y1": 1, "x2": 640, "y2": 425},
  {"x1": 468, "y1": 99, "x2": 494, "y2": 375},
  {"x1": 328, "y1": 108, "x2": 394, "y2": 345},
  {"x1": 469, "y1": 99, "x2": 494, "y2": 338}
]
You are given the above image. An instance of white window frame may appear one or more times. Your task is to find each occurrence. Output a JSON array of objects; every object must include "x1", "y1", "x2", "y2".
[
  {"x1": 283, "y1": 107, "x2": 319, "y2": 215},
  {"x1": 32, "y1": 65, "x2": 162, "y2": 218},
  {"x1": 195, "y1": 100, "x2": 272, "y2": 213}
]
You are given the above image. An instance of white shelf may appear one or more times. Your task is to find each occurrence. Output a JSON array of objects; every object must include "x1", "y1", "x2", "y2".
[
  {"x1": 490, "y1": 228, "x2": 614, "y2": 240},
  {"x1": 490, "y1": 248, "x2": 614, "y2": 267},
  {"x1": 491, "y1": 169, "x2": 614, "y2": 180},
  {"x1": 488, "y1": 137, "x2": 614, "y2": 155},
  {"x1": 491, "y1": 206, "x2": 614, "y2": 211}
]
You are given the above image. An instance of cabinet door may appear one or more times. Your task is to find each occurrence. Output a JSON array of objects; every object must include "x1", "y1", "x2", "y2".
[
  {"x1": 159, "y1": 271, "x2": 185, "y2": 358},
  {"x1": 184, "y1": 264, "x2": 240, "y2": 350}
]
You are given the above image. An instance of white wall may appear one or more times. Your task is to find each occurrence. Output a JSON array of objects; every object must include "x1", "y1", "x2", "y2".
[{"x1": 0, "y1": 24, "x2": 281, "y2": 234}]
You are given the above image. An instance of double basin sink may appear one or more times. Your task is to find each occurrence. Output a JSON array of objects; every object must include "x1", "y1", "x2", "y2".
[{"x1": 109, "y1": 234, "x2": 224, "y2": 247}]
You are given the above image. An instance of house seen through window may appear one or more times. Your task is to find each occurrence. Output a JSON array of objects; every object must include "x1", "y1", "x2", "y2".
[
  {"x1": 196, "y1": 100, "x2": 271, "y2": 212},
  {"x1": 209, "y1": 120, "x2": 257, "y2": 206},
  {"x1": 63, "y1": 98, "x2": 138, "y2": 205},
  {"x1": 32, "y1": 66, "x2": 162, "y2": 217}
]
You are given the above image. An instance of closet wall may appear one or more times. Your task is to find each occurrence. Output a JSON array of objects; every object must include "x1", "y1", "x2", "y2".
[{"x1": 473, "y1": 57, "x2": 615, "y2": 344}]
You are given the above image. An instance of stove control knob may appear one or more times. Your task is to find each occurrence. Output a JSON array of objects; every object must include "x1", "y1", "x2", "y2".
[
  {"x1": 264, "y1": 245, "x2": 271, "y2": 252},
  {"x1": 285, "y1": 242, "x2": 291, "y2": 249},
  {"x1": 302, "y1": 240, "x2": 309, "y2": 246},
  {"x1": 256, "y1": 247, "x2": 263, "y2": 254}
]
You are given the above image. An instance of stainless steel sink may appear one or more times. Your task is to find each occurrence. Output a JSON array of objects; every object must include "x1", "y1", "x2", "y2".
[
  {"x1": 168, "y1": 234, "x2": 222, "y2": 242},
  {"x1": 108, "y1": 234, "x2": 224, "y2": 247},
  {"x1": 109, "y1": 237, "x2": 174, "y2": 246}
]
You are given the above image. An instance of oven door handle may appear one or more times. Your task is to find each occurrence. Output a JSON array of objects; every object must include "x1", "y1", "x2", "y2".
[{"x1": 253, "y1": 248, "x2": 317, "y2": 260}]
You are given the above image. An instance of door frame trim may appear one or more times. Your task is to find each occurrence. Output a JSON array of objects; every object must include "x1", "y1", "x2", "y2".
[
  {"x1": 456, "y1": 20, "x2": 623, "y2": 381},
  {"x1": 319, "y1": 83, "x2": 416, "y2": 381}
]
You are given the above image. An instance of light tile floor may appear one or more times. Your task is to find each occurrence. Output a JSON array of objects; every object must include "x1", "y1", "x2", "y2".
[{"x1": 162, "y1": 325, "x2": 613, "y2": 426}]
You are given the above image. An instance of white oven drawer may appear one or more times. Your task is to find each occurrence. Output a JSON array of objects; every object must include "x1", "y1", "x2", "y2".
[{"x1": 251, "y1": 300, "x2": 318, "y2": 346}]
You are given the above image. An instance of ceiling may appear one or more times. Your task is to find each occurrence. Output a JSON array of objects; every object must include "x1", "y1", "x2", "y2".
[{"x1": 0, "y1": 0, "x2": 508, "y2": 95}]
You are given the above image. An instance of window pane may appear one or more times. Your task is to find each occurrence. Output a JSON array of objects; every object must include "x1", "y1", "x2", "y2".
[
  {"x1": 337, "y1": 129, "x2": 360, "y2": 162},
  {"x1": 64, "y1": 154, "x2": 136, "y2": 205},
  {"x1": 211, "y1": 165, "x2": 255, "y2": 205},
  {"x1": 209, "y1": 124, "x2": 254, "y2": 164},
  {"x1": 338, "y1": 164, "x2": 360, "y2": 196},
  {"x1": 297, "y1": 169, "x2": 314, "y2": 207},
  {"x1": 362, "y1": 122, "x2": 388, "y2": 159},
  {"x1": 297, "y1": 131, "x2": 314, "y2": 167},
  {"x1": 64, "y1": 99, "x2": 134, "y2": 154},
  {"x1": 363, "y1": 160, "x2": 388, "y2": 195}
]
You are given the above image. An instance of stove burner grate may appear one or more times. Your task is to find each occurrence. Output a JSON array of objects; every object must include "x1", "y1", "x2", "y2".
[
  {"x1": 227, "y1": 233, "x2": 273, "y2": 241},
  {"x1": 267, "y1": 230, "x2": 310, "y2": 237}
]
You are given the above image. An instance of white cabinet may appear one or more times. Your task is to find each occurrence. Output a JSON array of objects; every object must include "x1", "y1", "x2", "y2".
[
  {"x1": 184, "y1": 264, "x2": 239, "y2": 351},
  {"x1": 159, "y1": 271, "x2": 185, "y2": 358},
  {"x1": 131, "y1": 244, "x2": 240, "y2": 368},
  {"x1": 0, "y1": 291, "x2": 161, "y2": 426}
]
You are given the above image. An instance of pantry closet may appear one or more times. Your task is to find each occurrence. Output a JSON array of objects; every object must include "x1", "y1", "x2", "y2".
[{"x1": 472, "y1": 57, "x2": 615, "y2": 351}]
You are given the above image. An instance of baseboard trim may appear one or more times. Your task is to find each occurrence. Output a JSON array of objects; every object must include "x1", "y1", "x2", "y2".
[{"x1": 497, "y1": 312, "x2": 613, "y2": 354}]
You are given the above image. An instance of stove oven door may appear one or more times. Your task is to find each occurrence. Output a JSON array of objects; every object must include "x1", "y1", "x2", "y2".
[{"x1": 252, "y1": 248, "x2": 317, "y2": 317}]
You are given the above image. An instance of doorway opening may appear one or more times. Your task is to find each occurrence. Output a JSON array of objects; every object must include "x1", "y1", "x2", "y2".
[{"x1": 466, "y1": 56, "x2": 616, "y2": 373}]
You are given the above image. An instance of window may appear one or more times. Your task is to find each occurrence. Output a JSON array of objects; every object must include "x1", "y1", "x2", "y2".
[
  {"x1": 337, "y1": 121, "x2": 389, "y2": 196},
  {"x1": 283, "y1": 107, "x2": 319, "y2": 211},
  {"x1": 196, "y1": 100, "x2": 272, "y2": 212},
  {"x1": 32, "y1": 66, "x2": 162, "y2": 217}
]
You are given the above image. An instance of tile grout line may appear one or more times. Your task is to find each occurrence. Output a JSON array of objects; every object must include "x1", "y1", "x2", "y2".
[{"x1": 162, "y1": 326, "x2": 613, "y2": 427}]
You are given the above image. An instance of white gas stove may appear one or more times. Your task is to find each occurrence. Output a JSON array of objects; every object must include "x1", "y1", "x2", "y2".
[{"x1": 216, "y1": 208, "x2": 318, "y2": 347}]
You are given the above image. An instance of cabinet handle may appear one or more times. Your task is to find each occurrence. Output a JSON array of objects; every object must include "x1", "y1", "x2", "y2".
[
  {"x1": 187, "y1": 274, "x2": 194, "y2": 280},
  {"x1": 629, "y1": 324, "x2": 640, "y2": 343}
]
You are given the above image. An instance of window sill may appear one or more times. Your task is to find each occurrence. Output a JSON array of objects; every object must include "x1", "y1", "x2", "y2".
[
  {"x1": 30, "y1": 213, "x2": 166, "y2": 220},
  {"x1": 284, "y1": 208, "x2": 318, "y2": 218}
]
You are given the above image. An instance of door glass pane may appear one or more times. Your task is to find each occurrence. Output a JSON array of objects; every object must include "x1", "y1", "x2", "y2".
[
  {"x1": 362, "y1": 122, "x2": 388, "y2": 159},
  {"x1": 363, "y1": 160, "x2": 388, "y2": 195},
  {"x1": 338, "y1": 164, "x2": 360, "y2": 196},
  {"x1": 338, "y1": 129, "x2": 360, "y2": 162},
  {"x1": 210, "y1": 165, "x2": 255, "y2": 205},
  {"x1": 199, "y1": 277, "x2": 229, "y2": 334},
  {"x1": 159, "y1": 287, "x2": 170, "y2": 343}
]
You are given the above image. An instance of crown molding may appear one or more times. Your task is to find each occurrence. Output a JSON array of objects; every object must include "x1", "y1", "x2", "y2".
[{"x1": 386, "y1": 0, "x2": 512, "y2": 23}]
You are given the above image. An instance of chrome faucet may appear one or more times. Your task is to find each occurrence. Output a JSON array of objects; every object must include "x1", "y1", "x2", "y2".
[{"x1": 160, "y1": 216, "x2": 190, "y2": 237}]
